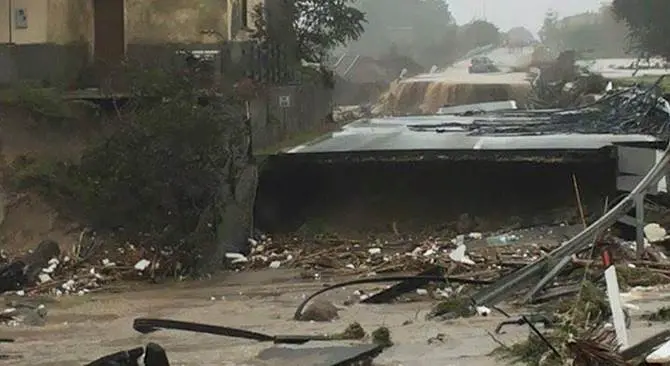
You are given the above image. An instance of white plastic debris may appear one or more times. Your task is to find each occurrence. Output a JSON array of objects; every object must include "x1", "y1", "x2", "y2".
[
  {"x1": 15, "y1": 290, "x2": 25, "y2": 296},
  {"x1": 476, "y1": 306, "x2": 491, "y2": 316},
  {"x1": 48, "y1": 258, "x2": 60, "y2": 266},
  {"x1": 225, "y1": 253, "x2": 248, "y2": 264},
  {"x1": 62, "y1": 279, "x2": 76, "y2": 291},
  {"x1": 42, "y1": 264, "x2": 56, "y2": 274},
  {"x1": 448, "y1": 244, "x2": 475, "y2": 265},
  {"x1": 134, "y1": 259, "x2": 151, "y2": 271},
  {"x1": 410, "y1": 247, "x2": 423, "y2": 256},
  {"x1": 468, "y1": 232, "x2": 483, "y2": 240},
  {"x1": 38, "y1": 273, "x2": 52, "y2": 283},
  {"x1": 345, "y1": 264, "x2": 355, "y2": 270},
  {"x1": 269, "y1": 261, "x2": 281, "y2": 269},
  {"x1": 248, "y1": 238, "x2": 258, "y2": 247},
  {"x1": 416, "y1": 289, "x2": 429, "y2": 296},
  {"x1": 644, "y1": 223, "x2": 667, "y2": 243},
  {"x1": 101, "y1": 258, "x2": 116, "y2": 267},
  {"x1": 368, "y1": 248, "x2": 382, "y2": 255}
]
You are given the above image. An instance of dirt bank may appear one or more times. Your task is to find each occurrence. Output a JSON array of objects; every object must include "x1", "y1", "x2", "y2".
[{"x1": 0, "y1": 105, "x2": 105, "y2": 255}]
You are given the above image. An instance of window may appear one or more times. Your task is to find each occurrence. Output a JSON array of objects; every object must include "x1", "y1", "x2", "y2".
[{"x1": 241, "y1": 0, "x2": 248, "y2": 28}]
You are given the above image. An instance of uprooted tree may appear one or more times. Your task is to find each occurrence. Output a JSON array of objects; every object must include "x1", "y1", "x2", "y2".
[{"x1": 612, "y1": 0, "x2": 670, "y2": 59}]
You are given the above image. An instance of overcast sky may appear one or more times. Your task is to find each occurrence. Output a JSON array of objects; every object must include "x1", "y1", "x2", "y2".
[{"x1": 447, "y1": 0, "x2": 610, "y2": 33}]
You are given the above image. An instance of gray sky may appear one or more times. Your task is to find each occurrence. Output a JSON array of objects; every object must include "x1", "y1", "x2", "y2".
[{"x1": 447, "y1": 0, "x2": 610, "y2": 33}]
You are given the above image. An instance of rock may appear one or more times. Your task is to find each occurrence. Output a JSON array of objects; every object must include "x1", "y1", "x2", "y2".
[
  {"x1": 20, "y1": 306, "x2": 47, "y2": 327},
  {"x1": 297, "y1": 300, "x2": 340, "y2": 322},
  {"x1": 644, "y1": 223, "x2": 667, "y2": 243},
  {"x1": 20, "y1": 240, "x2": 61, "y2": 285}
]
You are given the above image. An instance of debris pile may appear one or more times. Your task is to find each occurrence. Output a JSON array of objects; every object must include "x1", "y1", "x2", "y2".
[
  {"x1": 234, "y1": 232, "x2": 551, "y2": 277},
  {"x1": 472, "y1": 79, "x2": 670, "y2": 137},
  {"x1": 0, "y1": 237, "x2": 186, "y2": 297}
]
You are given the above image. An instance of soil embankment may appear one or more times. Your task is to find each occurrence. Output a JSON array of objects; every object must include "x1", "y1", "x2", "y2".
[{"x1": 0, "y1": 105, "x2": 105, "y2": 255}]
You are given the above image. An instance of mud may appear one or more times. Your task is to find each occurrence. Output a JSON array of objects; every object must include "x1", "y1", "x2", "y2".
[
  {"x1": 378, "y1": 80, "x2": 531, "y2": 115},
  {"x1": 2, "y1": 269, "x2": 669, "y2": 365}
]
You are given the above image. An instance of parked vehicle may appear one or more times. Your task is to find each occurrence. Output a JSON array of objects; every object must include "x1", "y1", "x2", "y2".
[{"x1": 468, "y1": 57, "x2": 499, "y2": 73}]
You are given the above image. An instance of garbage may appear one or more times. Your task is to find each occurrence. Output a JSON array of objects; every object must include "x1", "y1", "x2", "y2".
[
  {"x1": 134, "y1": 259, "x2": 151, "y2": 271},
  {"x1": 486, "y1": 234, "x2": 520, "y2": 246},
  {"x1": 448, "y1": 244, "x2": 475, "y2": 265}
]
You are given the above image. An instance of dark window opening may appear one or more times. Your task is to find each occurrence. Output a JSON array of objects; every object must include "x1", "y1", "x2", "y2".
[{"x1": 241, "y1": 0, "x2": 248, "y2": 28}]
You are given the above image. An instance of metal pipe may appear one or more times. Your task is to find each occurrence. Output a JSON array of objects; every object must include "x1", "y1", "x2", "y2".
[
  {"x1": 472, "y1": 126, "x2": 670, "y2": 307},
  {"x1": 522, "y1": 140, "x2": 670, "y2": 303},
  {"x1": 8, "y1": 0, "x2": 12, "y2": 44}
]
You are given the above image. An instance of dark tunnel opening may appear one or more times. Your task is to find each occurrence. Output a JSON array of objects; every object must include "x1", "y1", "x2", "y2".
[{"x1": 255, "y1": 150, "x2": 618, "y2": 235}]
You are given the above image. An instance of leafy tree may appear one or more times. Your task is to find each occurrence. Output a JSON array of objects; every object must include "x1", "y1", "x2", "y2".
[
  {"x1": 612, "y1": 0, "x2": 670, "y2": 59},
  {"x1": 538, "y1": 10, "x2": 561, "y2": 50},
  {"x1": 506, "y1": 27, "x2": 536, "y2": 47},
  {"x1": 539, "y1": 6, "x2": 630, "y2": 58},
  {"x1": 345, "y1": 0, "x2": 456, "y2": 66},
  {"x1": 253, "y1": 0, "x2": 366, "y2": 63},
  {"x1": 294, "y1": 0, "x2": 366, "y2": 62},
  {"x1": 459, "y1": 20, "x2": 502, "y2": 50}
]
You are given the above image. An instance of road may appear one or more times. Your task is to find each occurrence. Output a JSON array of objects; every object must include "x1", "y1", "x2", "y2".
[
  {"x1": 2, "y1": 269, "x2": 670, "y2": 365},
  {"x1": 402, "y1": 47, "x2": 532, "y2": 85},
  {"x1": 402, "y1": 47, "x2": 668, "y2": 85}
]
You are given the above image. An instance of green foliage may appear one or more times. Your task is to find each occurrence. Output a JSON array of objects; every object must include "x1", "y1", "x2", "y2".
[
  {"x1": 347, "y1": 0, "x2": 458, "y2": 66},
  {"x1": 0, "y1": 83, "x2": 74, "y2": 123},
  {"x1": 75, "y1": 69, "x2": 246, "y2": 246},
  {"x1": 494, "y1": 282, "x2": 613, "y2": 366},
  {"x1": 459, "y1": 20, "x2": 502, "y2": 50},
  {"x1": 251, "y1": 0, "x2": 366, "y2": 64},
  {"x1": 11, "y1": 66, "x2": 248, "y2": 269},
  {"x1": 642, "y1": 306, "x2": 670, "y2": 322},
  {"x1": 540, "y1": 6, "x2": 630, "y2": 58},
  {"x1": 294, "y1": 0, "x2": 366, "y2": 63},
  {"x1": 8, "y1": 156, "x2": 79, "y2": 202},
  {"x1": 612, "y1": 0, "x2": 670, "y2": 59}
]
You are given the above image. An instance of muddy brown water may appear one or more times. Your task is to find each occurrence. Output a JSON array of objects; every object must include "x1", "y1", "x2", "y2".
[{"x1": 1, "y1": 269, "x2": 669, "y2": 365}]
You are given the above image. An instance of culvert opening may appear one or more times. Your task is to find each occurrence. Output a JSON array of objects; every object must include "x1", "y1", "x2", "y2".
[{"x1": 255, "y1": 149, "x2": 617, "y2": 235}]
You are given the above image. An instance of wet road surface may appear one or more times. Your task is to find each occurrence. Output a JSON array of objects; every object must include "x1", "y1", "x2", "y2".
[{"x1": 2, "y1": 269, "x2": 669, "y2": 365}]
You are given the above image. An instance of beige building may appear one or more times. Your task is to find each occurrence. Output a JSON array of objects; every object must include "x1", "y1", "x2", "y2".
[{"x1": 0, "y1": 0, "x2": 269, "y2": 84}]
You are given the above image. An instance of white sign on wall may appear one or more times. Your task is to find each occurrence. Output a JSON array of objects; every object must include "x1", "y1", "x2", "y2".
[
  {"x1": 15, "y1": 8, "x2": 28, "y2": 29},
  {"x1": 279, "y1": 95, "x2": 291, "y2": 108}
]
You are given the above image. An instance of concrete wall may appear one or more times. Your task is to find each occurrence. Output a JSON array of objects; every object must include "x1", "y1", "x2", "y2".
[
  {"x1": 250, "y1": 84, "x2": 333, "y2": 151},
  {"x1": 0, "y1": 0, "x2": 90, "y2": 85},
  {"x1": 46, "y1": 0, "x2": 92, "y2": 44},
  {"x1": 0, "y1": 0, "x2": 48, "y2": 44},
  {"x1": 126, "y1": 0, "x2": 228, "y2": 44}
]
